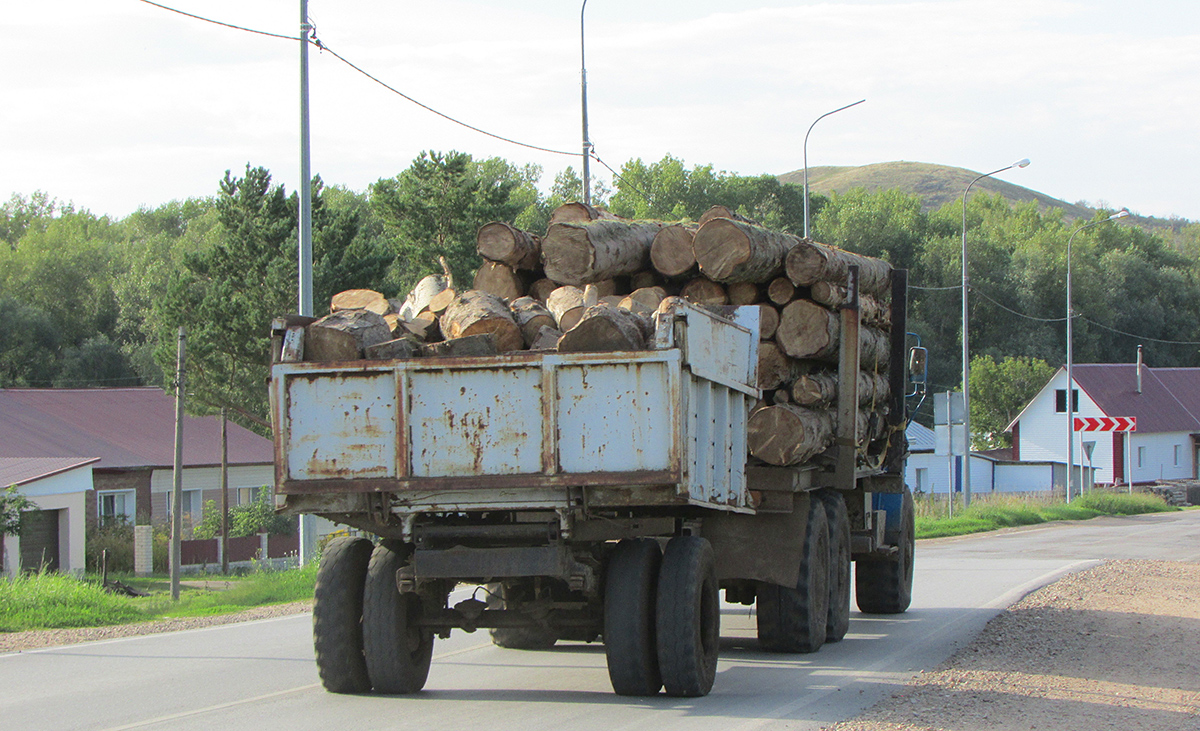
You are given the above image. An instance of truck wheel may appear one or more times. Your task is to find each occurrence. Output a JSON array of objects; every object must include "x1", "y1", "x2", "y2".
[
  {"x1": 757, "y1": 494, "x2": 829, "y2": 653},
  {"x1": 818, "y1": 489, "x2": 852, "y2": 642},
  {"x1": 312, "y1": 536, "x2": 373, "y2": 694},
  {"x1": 362, "y1": 541, "x2": 434, "y2": 693},
  {"x1": 656, "y1": 536, "x2": 720, "y2": 697},
  {"x1": 604, "y1": 538, "x2": 662, "y2": 696},
  {"x1": 488, "y1": 582, "x2": 558, "y2": 650},
  {"x1": 855, "y1": 487, "x2": 914, "y2": 614}
]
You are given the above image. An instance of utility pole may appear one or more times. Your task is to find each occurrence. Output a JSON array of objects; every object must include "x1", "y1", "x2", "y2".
[
  {"x1": 580, "y1": 0, "x2": 591, "y2": 205},
  {"x1": 170, "y1": 327, "x2": 185, "y2": 601},
  {"x1": 297, "y1": 0, "x2": 317, "y2": 566},
  {"x1": 220, "y1": 407, "x2": 229, "y2": 575}
]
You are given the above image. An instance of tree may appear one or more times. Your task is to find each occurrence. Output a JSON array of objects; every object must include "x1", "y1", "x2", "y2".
[
  {"x1": 0, "y1": 298, "x2": 59, "y2": 387},
  {"x1": 969, "y1": 355, "x2": 1055, "y2": 450},
  {"x1": 0, "y1": 486, "x2": 37, "y2": 574}
]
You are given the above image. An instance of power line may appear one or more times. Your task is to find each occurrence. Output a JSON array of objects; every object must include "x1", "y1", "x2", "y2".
[
  {"x1": 970, "y1": 287, "x2": 1068, "y2": 323},
  {"x1": 137, "y1": 0, "x2": 298, "y2": 41},
  {"x1": 909, "y1": 283, "x2": 962, "y2": 291},
  {"x1": 1079, "y1": 317, "x2": 1200, "y2": 346},
  {"x1": 589, "y1": 151, "x2": 654, "y2": 205}
]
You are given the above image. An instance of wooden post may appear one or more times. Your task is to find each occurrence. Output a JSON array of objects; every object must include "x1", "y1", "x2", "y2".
[
  {"x1": 170, "y1": 326, "x2": 185, "y2": 602},
  {"x1": 835, "y1": 267, "x2": 860, "y2": 491},
  {"x1": 220, "y1": 407, "x2": 229, "y2": 576}
]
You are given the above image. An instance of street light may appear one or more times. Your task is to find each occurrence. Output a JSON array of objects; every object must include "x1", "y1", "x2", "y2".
[
  {"x1": 803, "y1": 99, "x2": 865, "y2": 238},
  {"x1": 1065, "y1": 208, "x2": 1130, "y2": 501},
  {"x1": 961, "y1": 158, "x2": 1029, "y2": 507},
  {"x1": 580, "y1": 0, "x2": 591, "y2": 205}
]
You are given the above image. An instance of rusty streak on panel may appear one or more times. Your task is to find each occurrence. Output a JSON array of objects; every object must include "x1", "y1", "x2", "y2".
[{"x1": 277, "y1": 469, "x2": 680, "y2": 495}]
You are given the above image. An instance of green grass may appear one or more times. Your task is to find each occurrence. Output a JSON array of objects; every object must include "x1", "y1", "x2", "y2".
[
  {"x1": 0, "y1": 561, "x2": 318, "y2": 632},
  {"x1": 915, "y1": 490, "x2": 1178, "y2": 540}
]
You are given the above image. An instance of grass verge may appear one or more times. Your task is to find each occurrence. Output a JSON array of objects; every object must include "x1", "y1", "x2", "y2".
[
  {"x1": 0, "y1": 561, "x2": 317, "y2": 632},
  {"x1": 916, "y1": 490, "x2": 1178, "y2": 539}
]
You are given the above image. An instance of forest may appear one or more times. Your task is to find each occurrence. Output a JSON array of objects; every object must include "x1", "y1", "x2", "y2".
[{"x1": 2, "y1": 151, "x2": 1198, "y2": 448}]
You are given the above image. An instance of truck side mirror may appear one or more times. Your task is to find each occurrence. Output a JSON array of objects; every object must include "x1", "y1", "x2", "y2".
[{"x1": 908, "y1": 346, "x2": 927, "y2": 384}]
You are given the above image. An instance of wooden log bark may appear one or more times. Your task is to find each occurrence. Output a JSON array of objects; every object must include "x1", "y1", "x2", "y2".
[
  {"x1": 809, "y1": 281, "x2": 890, "y2": 327},
  {"x1": 697, "y1": 205, "x2": 759, "y2": 227},
  {"x1": 649, "y1": 224, "x2": 697, "y2": 278},
  {"x1": 546, "y1": 286, "x2": 586, "y2": 332},
  {"x1": 727, "y1": 281, "x2": 761, "y2": 306},
  {"x1": 747, "y1": 404, "x2": 834, "y2": 466},
  {"x1": 476, "y1": 222, "x2": 540, "y2": 269},
  {"x1": 789, "y1": 371, "x2": 890, "y2": 408},
  {"x1": 542, "y1": 220, "x2": 665, "y2": 285},
  {"x1": 630, "y1": 270, "x2": 661, "y2": 290},
  {"x1": 420, "y1": 333, "x2": 498, "y2": 358},
  {"x1": 398, "y1": 275, "x2": 448, "y2": 320},
  {"x1": 757, "y1": 341, "x2": 804, "y2": 390},
  {"x1": 509, "y1": 296, "x2": 556, "y2": 346},
  {"x1": 758, "y1": 304, "x2": 780, "y2": 340},
  {"x1": 619, "y1": 286, "x2": 667, "y2": 316},
  {"x1": 680, "y1": 278, "x2": 727, "y2": 306},
  {"x1": 365, "y1": 336, "x2": 422, "y2": 360},
  {"x1": 472, "y1": 261, "x2": 528, "y2": 302},
  {"x1": 785, "y1": 240, "x2": 892, "y2": 297},
  {"x1": 767, "y1": 277, "x2": 795, "y2": 306},
  {"x1": 440, "y1": 290, "x2": 524, "y2": 353},
  {"x1": 529, "y1": 325, "x2": 563, "y2": 351},
  {"x1": 557, "y1": 303, "x2": 651, "y2": 353},
  {"x1": 548, "y1": 202, "x2": 621, "y2": 226},
  {"x1": 693, "y1": 218, "x2": 797, "y2": 283},
  {"x1": 306, "y1": 310, "x2": 393, "y2": 361},
  {"x1": 330, "y1": 289, "x2": 392, "y2": 316},
  {"x1": 402, "y1": 312, "x2": 440, "y2": 341},
  {"x1": 776, "y1": 300, "x2": 889, "y2": 366}
]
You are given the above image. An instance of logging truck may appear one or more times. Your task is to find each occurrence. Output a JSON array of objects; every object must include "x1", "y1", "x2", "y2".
[{"x1": 269, "y1": 214, "x2": 915, "y2": 698}]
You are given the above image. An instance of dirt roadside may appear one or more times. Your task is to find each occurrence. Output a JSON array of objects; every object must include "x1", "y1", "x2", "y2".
[{"x1": 829, "y1": 559, "x2": 1200, "y2": 731}]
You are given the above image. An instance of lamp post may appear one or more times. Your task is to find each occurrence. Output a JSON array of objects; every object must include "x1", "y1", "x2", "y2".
[
  {"x1": 803, "y1": 99, "x2": 865, "y2": 238},
  {"x1": 961, "y1": 158, "x2": 1029, "y2": 507},
  {"x1": 1065, "y1": 209, "x2": 1130, "y2": 501},
  {"x1": 580, "y1": 0, "x2": 591, "y2": 205}
]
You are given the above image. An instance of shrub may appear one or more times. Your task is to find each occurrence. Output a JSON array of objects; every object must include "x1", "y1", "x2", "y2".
[{"x1": 86, "y1": 516, "x2": 135, "y2": 574}]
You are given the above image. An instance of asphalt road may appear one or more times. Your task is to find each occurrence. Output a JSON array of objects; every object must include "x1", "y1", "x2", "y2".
[{"x1": 4, "y1": 510, "x2": 1198, "y2": 731}]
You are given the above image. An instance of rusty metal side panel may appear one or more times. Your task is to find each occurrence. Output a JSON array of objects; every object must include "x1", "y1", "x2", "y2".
[
  {"x1": 685, "y1": 375, "x2": 751, "y2": 508},
  {"x1": 284, "y1": 370, "x2": 399, "y2": 481}
]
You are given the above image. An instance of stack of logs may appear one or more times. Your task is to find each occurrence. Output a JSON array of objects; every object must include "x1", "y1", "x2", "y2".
[{"x1": 302, "y1": 202, "x2": 895, "y2": 468}]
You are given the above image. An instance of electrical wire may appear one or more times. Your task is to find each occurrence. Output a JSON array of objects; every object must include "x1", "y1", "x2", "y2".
[
  {"x1": 1078, "y1": 317, "x2": 1200, "y2": 346},
  {"x1": 970, "y1": 287, "x2": 1068, "y2": 323},
  {"x1": 137, "y1": 0, "x2": 299, "y2": 41},
  {"x1": 589, "y1": 151, "x2": 655, "y2": 205},
  {"x1": 909, "y1": 284, "x2": 962, "y2": 291}
]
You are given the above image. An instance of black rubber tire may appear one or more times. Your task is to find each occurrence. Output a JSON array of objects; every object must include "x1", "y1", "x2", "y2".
[
  {"x1": 362, "y1": 541, "x2": 435, "y2": 694},
  {"x1": 604, "y1": 538, "x2": 663, "y2": 696},
  {"x1": 855, "y1": 487, "x2": 915, "y2": 614},
  {"x1": 312, "y1": 536, "x2": 374, "y2": 694},
  {"x1": 757, "y1": 494, "x2": 830, "y2": 653},
  {"x1": 818, "y1": 488, "x2": 852, "y2": 642},
  {"x1": 655, "y1": 536, "x2": 720, "y2": 697},
  {"x1": 487, "y1": 582, "x2": 559, "y2": 650}
]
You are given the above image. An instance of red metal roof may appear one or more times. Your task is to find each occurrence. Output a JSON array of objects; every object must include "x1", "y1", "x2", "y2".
[
  {"x1": 0, "y1": 388, "x2": 273, "y2": 469},
  {"x1": 1072, "y1": 364, "x2": 1200, "y2": 434}
]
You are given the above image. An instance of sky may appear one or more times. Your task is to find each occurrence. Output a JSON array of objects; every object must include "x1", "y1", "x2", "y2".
[{"x1": 5, "y1": 0, "x2": 1200, "y2": 221}]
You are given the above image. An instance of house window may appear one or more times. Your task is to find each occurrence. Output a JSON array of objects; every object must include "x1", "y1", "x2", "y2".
[
  {"x1": 1175, "y1": 445, "x2": 1181, "y2": 466},
  {"x1": 237, "y1": 486, "x2": 263, "y2": 506},
  {"x1": 98, "y1": 490, "x2": 135, "y2": 524},
  {"x1": 1137, "y1": 446, "x2": 1146, "y2": 469},
  {"x1": 914, "y1": 468, "x2": 928, "y2": 494},
  {"x1": 1055, "y1": 389, "x2": 1079, "y2": 413},
  {"x1": 165, "y1": 490, "x2": 202, "y2": 528}
]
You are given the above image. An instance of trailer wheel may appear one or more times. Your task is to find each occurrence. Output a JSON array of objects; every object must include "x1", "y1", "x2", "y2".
[
  {"x1": 362, "y1": 541, "x2": 434, "y2": 694},
  {"x1": 757, "y1": 494, "x2": 829, "y2": 653},
  {"x1": 312, "y1": 536, "x2": 374, "y2": 694},
  {"x1": 656, "y1": 536, "x2": 720, "y2": 697},
  {"x1": 604, "y1": 538, "x2": 663, "y2": 696},
  {"x1": 487, "y1": 582, "x2": 558, "y2": 650},
  {"x1": 855, "y1": 487, "x2": 914, "y2": 614},
  {"x1": 818, "y1": 489, "x2": 852, "y2": 642}
]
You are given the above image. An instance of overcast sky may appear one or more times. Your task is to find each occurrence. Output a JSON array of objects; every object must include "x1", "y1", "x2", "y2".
[{"x1": 5, "y1": 1, "x2": 1199, "y2": 221}]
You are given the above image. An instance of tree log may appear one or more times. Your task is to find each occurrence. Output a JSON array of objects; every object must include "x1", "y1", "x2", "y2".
[
  {"x1": 557, "y1": 303, "x2": 651, "y2": 353},
  {"x1": 542, "y1": 220, "x2": 665, "y2": 285},
  {"x1": 365, "y1": 336, "x2": 422, "y2": 360},
  {"x1": 472, "y1": 261, "x2": 528, "y2": 301},
  {"x1": 420, "y1": 333, "x2": 498, "y2": 358},
  {"x1": 727, "y1": 281, "x2": 761, "y2": 306},
  {"x1": 785, "y1": 240, "x2": 892, "y2": 297},
  {"x1": 758, "y1": 304, "x2": 779, "y2": 340},
  {"x1": 529, "y1": 325, "x2": 562, "y2": 351},
  {"x1": 697, "y1": 205, "x2": 759, "y2": 227},
  {"x1": 440, "y1": 290, "x2": 523, "y2": 352},
  {"x1": 476, "y1": 222, "x2": 540, "y2": 269},
  {"x1": 766, "y1": 277, "x2": 795, "y2": 306},
  {"x1": 403, "y1": 312, "x2": 440, "y2": 341},
  {"x1": 424, "y1": 288, "x2": 457, "y2": 316},
  {"x1": 546, "y1": 286, "x2": 586, "y2": 332},
  {"x1": 398, "y1": 274, "x2": 448, "y2": 320},
  {"x1": 776, "y1": 300, "x2": 889, "y2": 365},
  {"x1": 330, "y1": 289, "x2": 391, "y2": 316},
  {"x1": 680, "y1": 278, "x2": 727, "y2": 305},
  {"x1": 649, "y1": 224, "x2": 697, "y2": 278},
  {"x1": 630, "y1": 270, "x2": 661, "y2": 290},
  {"x1": 757, "y1": 341, "x2": 805, "y2": 390},
  {"x1": 548, "y1": 202, "x2": 621, "y2": 226},
  {"x1": 790, "y1": 372, "x2": 839, "y2": 406},
  {"x1": 509, "y1": 296, "x2": 556, "y2": 346},
  {"x1": 306, "y1": 310, "x2": 393, "y2": 361},
  {"x1": 528, "y1": 278, "x2": 558, "y2": 303},
  {"x1": 693, "y1": 218, "x2": 797, "y2": 283},
  {"x1": 809, "y1": 281, "x2": 890, "y2": 327},
  {"x1": 747, "y1": 404, "x2": 834, "y2": 466}
]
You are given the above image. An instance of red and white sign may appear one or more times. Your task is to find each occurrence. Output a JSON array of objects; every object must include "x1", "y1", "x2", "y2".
[{"x1": 1073, "y1": 416, "x2": 1137, "y2": 432}]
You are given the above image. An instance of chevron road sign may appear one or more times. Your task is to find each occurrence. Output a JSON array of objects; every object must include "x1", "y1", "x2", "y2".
[{"x1": 1073, "y1": 416, "x2": 1137, "y2": 432}]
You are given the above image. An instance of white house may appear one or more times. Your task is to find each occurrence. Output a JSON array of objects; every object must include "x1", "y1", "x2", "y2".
[
  {"x1": 1008, "y1": 363, "x2": 1200, "y2": 487},
  {"x1": 1, "y1": 457, "x2": 98, "y2": 577},
  {"x1": 905, "y1": 422, "x2": 1073, "y2": 495}
]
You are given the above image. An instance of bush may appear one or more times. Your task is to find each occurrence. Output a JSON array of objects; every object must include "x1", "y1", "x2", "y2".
[
  {"x1": 192, "y1": 490, "x2": 296, "y2": 539},
  {"x1": 86, "y1": 516, "x2": 135, "y2": 574}
]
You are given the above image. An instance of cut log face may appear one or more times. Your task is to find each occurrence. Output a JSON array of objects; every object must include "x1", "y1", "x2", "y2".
[
  {"x1": 548, "y1": 202, "x2": 621, "y2": 226},
  {"x1": 472, "y1": 261, "x2": 527, "y2": 302},
  {"x1": 747, "y1": 404, "x2": 834, "y2": 466},
  {"x1": 785, "y1": 240, "x2": 892, "y2": 296},
  {"x1": 767, "y1": 277, "x2": 796, "y2": 306},
  {"x1": 330, "y1": 289, "x2": 392, "y2": 316},
  {"x1": 306, "y1": 309, "x2": 393, "y2": 361},
  {"x1": 810, "y1": 281, "x2": 890, "y2": 327},
  {"x1": 757, "y1": 341, "x2": 803, "y2": 390},
  {"x1": 476, "y1": 221, "x2": 541, "y2": 269},
  {"x1": 758, "y1": 304, "x2": 780, "y2": 340},
  {"x1": 726, "y1": 281, "x2": 761, "y2": 306},
  {"x1": 630, "y1": 270, "x2": 660, "y2": 291},
  {"x1": 649, "y1": 224, "x2": 697, "y2": 278},
  {"x1": 546, "y1": 286, "x2": 586, "y2": 332},
  {"x1": 399, "y1": 275, "x2": 448, "y2": 320},
  {"x1": 424, "y1": 288, "x2": 457, "y2": 316},
  {"x1": 557, "y1": 303, "x2": 650, "y2": 353},
  {"x1": 420, "y1": 333, "x2": 498, "y2": 358},
  {"x1": 440, "y1": 290, "x2": 524, "y2": 353},
  {"x1": 697, "y1": 205, "x2": 759, "y2": 227},
  {"x1": 509, "y1": 296, "x2": 556, "y2": 346},
  {"x1": 403, "y1": 312, "x2": 440, "y2": 341},
  {"x1": 790, "y1": 373, "x2": 839, "y2": 406},
  {"x1": 528, "y1": 278, "x2": 558, "y2": 303},
  {"x1": 777, "y1": 300, "x2": 840, "y2": 360},
  {"x1": 680, "y1": 278, "x2": 728, "y2": 306},
  {"x1": 619, "y1": 286, "x2": 667, "y2": 316},
  {"x1": 542, "y1": 220, "x2": 664, "y2": 285},
  {"x1": 693, "y1": 218, "x2": 798, "y2": 283}
]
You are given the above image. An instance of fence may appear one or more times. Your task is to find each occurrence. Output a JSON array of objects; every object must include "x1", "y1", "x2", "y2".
[{"x1": 179, "y1": 533, "x2": 300, "y2": 568}]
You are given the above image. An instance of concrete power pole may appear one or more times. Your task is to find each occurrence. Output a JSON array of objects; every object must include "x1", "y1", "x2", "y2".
[
  {"x1": 297, "y1": 0, "x2": 318, "y2": 566},
  {"x1": 170, "y1": 327, "x2": 185, "y2": 601}
]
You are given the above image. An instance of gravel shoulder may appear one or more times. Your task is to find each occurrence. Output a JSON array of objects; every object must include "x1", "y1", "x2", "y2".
[{"x1": 830, "y1": 559, "x2": 1200, "y2": 731}]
